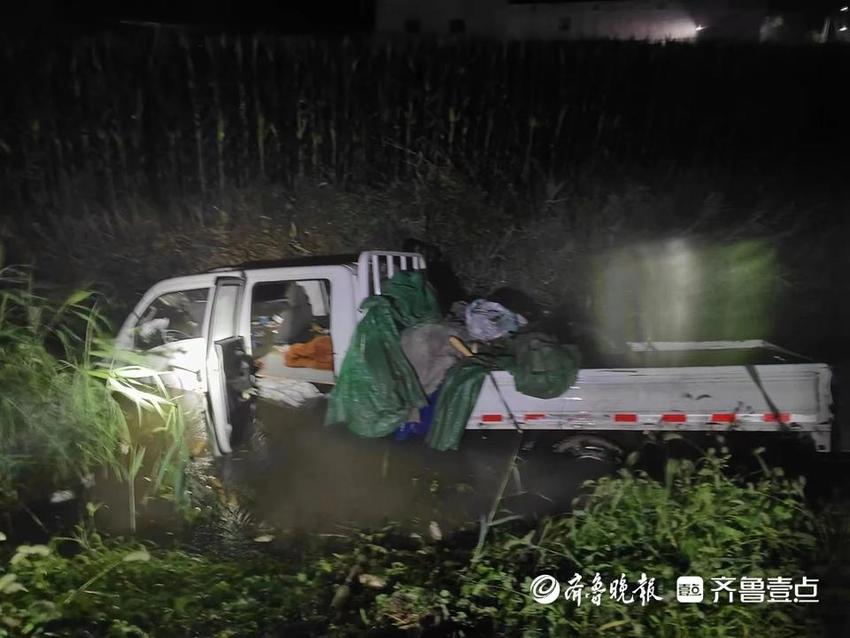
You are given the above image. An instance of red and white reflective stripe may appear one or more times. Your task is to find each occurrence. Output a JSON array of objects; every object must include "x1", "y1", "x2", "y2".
[
  {"x1": 476, "y1": 412, "x2": 817, "y2": 425},
  {"x1": 763, "y1": 412, "x2": 791, "y2": 423}
]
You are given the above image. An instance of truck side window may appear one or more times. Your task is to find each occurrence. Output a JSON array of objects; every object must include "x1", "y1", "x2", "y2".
[
  {"x1": 132, "y1": 288, "x2": 209, "y2": 351},
  {"x1": 251, "y1": 279, "x2": 334, "y2": 373}
]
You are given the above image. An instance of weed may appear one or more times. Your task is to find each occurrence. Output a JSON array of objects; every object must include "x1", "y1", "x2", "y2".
[{"x1": 0, "y1": 265, "x2": 189, "y2": 531}]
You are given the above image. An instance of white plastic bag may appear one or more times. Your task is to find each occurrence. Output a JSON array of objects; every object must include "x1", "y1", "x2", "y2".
[
  {"x1": 464, "y1": 299, "x2": 528, "y2": 342},
  {"x1": 255, "y1": 376, "x2": 321, "y2": 408}
]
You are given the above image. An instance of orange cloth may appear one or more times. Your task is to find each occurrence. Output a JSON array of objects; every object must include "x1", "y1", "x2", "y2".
[{"x1": 284, "y1": 335, "x2": 334, "y2": 370}]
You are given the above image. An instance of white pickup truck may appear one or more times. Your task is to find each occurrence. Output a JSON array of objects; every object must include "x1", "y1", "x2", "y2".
[{"x1": 117, "y1": 250, "x2": 835, "y2": 458}]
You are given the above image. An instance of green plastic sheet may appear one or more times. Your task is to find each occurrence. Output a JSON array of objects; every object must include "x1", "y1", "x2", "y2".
[
  {"x1": 508, "y1": 333, "x2": 581, "y2": 400},
  {"x1": 325, "y1": 270, "x2": 441, "y2": 438},
  {"x1": 327, "y1": 267, "x2": 579, "y2": 450},
  {"x1": 425, "y1": 358, "x2": 489, "y2": 451},
  {"x1": 426, "y1": 333, "x2": 580, "y2": 451},
  {"x1": 381, "y1": 269, "x2": 442, "y2": 327}
]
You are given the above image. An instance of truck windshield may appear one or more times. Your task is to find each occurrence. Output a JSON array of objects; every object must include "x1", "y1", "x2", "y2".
[{"x1": 132, "y1": 288, "x2": 209, "y2": 351}]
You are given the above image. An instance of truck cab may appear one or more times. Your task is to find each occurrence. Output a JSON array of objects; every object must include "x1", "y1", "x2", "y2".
[{"x1": 116, "y1": 251, "x2": 425, "y2": 454}]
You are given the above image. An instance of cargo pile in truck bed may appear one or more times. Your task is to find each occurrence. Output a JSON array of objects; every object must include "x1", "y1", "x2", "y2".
[{"x1": 326, "y1": 270, "x2": 580, "y2": 450}]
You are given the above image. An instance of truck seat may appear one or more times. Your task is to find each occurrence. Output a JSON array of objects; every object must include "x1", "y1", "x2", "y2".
[{"x1": 274, "y1": 283, "x2": 313, "y2": 344}]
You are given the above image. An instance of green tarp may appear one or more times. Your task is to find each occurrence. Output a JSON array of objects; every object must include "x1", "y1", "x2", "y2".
[
  {"x1": 426, "y1": 333, "x2": 580, "y2": 451},
  {"x1": 425, "y1": 358, "x2": 490, "y2": 451},
  {"x1": 325, "y1": 270, "x2": 441, "y2": 438},
  {"x1": 327, "y1": 269, "x2": 580, "y2": 451},
  {"x1": 509, "y1": 332, "x2": 581, "y2": 400}
]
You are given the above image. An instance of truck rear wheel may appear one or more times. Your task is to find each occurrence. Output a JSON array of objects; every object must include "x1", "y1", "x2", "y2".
[
  {"x1": 495, "y1": 433, "x2": 624, "y2": 519},
  {"x1": 552, "y1": 434, "x2": 625, "y2": 465}
]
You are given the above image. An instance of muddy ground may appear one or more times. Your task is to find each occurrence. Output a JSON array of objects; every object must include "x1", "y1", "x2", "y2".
[{"x1": 213, "y1": 397, "x2": 616, "y2": 535}]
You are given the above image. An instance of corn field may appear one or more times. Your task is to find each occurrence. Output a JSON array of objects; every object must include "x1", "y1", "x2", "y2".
[{"x1": 1, "y1": 30, "x2": 848, "y2": 213}]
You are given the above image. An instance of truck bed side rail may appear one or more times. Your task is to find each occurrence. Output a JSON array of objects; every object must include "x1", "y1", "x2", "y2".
[{"x1": 627, "y1": 340, "x2": 810, "y2": 360}]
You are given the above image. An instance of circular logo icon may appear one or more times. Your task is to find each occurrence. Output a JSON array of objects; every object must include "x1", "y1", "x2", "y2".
[{"x1": 530, "y1": 574, "x2": 561, "y2": 604}]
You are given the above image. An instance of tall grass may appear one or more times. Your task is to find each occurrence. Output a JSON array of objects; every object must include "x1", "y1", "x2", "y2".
[
  {"x1": 0, "y1": 261, "x2": 189, "y2": 531},
  {"x1": 0, "y1": 32, "x2": 847, "y2": 216}
]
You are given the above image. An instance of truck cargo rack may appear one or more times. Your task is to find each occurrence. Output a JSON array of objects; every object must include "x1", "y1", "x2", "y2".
[{"x1": 356, "y1": 251, "x2": 427, "y2": 310}]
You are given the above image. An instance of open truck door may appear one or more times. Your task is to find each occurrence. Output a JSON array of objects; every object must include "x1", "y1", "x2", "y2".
[
  {"x1": 117, "y1": 272, "x2": 255, "y2": 456},
  {"x1": 205, "y1": 275, "x2": 254, "y2": 454}
]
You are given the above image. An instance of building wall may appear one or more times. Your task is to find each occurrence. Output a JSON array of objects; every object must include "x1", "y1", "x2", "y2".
[
  {"x1": 375, "y1": 0, "x2": 702, "y2": 41},
  {"x1": 505, "y1": 2, "x2": 699, "y2": 41},
  {"x1": 375, "y1": 0, "x2": 503, "y2": 37}
]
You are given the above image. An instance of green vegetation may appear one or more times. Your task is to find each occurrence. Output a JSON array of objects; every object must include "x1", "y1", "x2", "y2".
[
  {"x1": 0, "y1": 451, "x2": 836, "y2": 637},
  {"x1": 447, "y1": 450, "x2": 826, "y2": 637},
  {"x1": 0, "y1": 520, "x2": 321, "y2": 637},
  {"x1": 0, "y1": 263, "x2": 189, "y2": 529}
]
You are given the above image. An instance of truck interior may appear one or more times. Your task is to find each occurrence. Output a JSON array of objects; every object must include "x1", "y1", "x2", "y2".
[{"x1": 249, "y1": 278, "x2": 335, "y2": 385}]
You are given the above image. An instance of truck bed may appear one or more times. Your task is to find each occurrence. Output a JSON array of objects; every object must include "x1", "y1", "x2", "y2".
[{"x1": 467, "y1": 363, "x2": 833, "y2": 452}]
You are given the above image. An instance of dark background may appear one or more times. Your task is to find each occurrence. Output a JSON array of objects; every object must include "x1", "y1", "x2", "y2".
[{"x1": 0, "y1": 0, "x2": 848, "y2": 367}]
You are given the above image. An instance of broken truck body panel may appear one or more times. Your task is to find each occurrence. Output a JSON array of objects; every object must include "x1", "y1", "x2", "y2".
[{"x1": 116, "y1": 250, "x2": 835, "y2": 456}]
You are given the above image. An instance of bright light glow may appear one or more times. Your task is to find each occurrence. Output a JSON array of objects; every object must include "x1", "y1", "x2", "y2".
[
  {"x1": 841, "y1": 6, "x2": 849, "y2": 12},
  {"x1": 594, "y1": 239, "x2": 777, "y2": 345},
  {"x1": 841, "y1": 26, "x2": 849, "y2": 31},
  {"x1": 695, "y1": 24, "x2": 706, "y2": 32}
]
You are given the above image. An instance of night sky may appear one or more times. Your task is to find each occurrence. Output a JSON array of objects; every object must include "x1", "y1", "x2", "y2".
[{"x1": 5, "y1": 0, "x2": 376, "y2": 31}]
